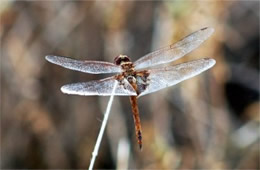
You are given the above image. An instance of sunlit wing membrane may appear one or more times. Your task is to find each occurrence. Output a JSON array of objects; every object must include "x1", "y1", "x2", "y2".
[
  {"x1": 138, "y1": 58, "x2": 216, "y2": 97},
  {"x1": 61, "y1": 77, "x2": 137, "y2": 96},
  {"x1": 134, "y1": 27, "x2": 214, "y2": 70},
  {"x1": 45, "y1": 55, "x2": 122, "y2": 74}
]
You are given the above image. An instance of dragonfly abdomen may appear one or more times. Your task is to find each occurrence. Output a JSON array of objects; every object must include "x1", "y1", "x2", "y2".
[{"x1": 129, "y1": 96, "x2": 143, "y2": 150}]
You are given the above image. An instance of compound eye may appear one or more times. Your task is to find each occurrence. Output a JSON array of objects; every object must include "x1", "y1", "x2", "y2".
[
  {"x1": 114, "y1": 55, "x2": 131, "y2": 65},
  {"x1": 122, "y1": 57, "x2": 130, "y2": 63},
  {"x1": 114, "y1": 56, "x2": 122, "y2": 65}
]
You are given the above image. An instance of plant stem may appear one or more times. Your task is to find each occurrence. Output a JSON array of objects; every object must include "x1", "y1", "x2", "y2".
[{"x1": 89, "y1": 81, "x2": 118, "y2": 170}]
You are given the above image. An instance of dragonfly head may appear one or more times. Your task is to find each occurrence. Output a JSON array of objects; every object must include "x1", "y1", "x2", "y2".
[{"x1": 114, "y1": 55, "x2": 131, "y2": 65}]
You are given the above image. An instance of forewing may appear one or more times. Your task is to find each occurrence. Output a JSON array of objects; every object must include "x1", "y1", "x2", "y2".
[
  {"x1": 134, "y1": 27, "x2": 214, "y2": 70},
  {"x1": 61, "y1": 76, "x2": 137, "y2": 96},
  {"x1": 45, "y1": 55, "x2": 122, "y2": 74},
  {"x1": 138, "y1": 58, "x2": 216, "y2": 97}
]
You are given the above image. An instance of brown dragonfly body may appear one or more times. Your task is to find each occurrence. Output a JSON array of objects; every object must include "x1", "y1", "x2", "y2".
[
  {"x1": 45, "y1": 27, "x2": 216, "y2": 150},
  {"x1": 114, "y1": 55, "x2": 150, "y2": 149}
]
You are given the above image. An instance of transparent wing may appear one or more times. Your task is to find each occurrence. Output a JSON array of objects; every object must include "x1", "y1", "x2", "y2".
[
  {"x1": 138, "y1": 58, "x2": 216, "y2": 97},
  {"x1": 134, "y1": 27, "x2": 214, "y2": 70},
  {"x1": 45, "y1": 55, "x2": 122, "y2": 74},
  {"x1": 61, "y1": 76, "x2": 137, "y2": 96}
]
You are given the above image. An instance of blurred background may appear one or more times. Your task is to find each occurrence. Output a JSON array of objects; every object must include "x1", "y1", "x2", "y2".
[{"x1": 1, "y1": 1, "x2": 259, "y2": 169}]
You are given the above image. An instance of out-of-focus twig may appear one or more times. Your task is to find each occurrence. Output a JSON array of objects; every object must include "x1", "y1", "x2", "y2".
[{"x1": 116, "y1": 138, "x2": 130, "y2": 170}]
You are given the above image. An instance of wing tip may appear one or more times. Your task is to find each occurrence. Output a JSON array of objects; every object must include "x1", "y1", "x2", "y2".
[
  {"x1": 45, "y1": 55, "x2": 50, "y2": 61},
  {"x1": 45, "y1": 55, "x2": 56, "y2": 63},
  {"x1": 60, "y1": 85, "x2": 69, "y2": 94},
  {"x1": 204, "y1": 58, "x2": 216, "y2": 68},
  {"x1": 60, "y1": 85, "x2": 87, "y2": 96},
  {"x1": 60, "y1": 85, "x2": 82, "y2": 95},
  {"x1": 201, "y1": 27, "x2": 215, "y2": 36}
]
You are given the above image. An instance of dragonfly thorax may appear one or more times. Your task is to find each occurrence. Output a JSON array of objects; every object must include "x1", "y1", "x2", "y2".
[
  {"x1": 114, "y1": 55, "x2": 131, "y2": 65},
  {"x1": 127, "y1": 76, "x2": 136, "y2": 84}
]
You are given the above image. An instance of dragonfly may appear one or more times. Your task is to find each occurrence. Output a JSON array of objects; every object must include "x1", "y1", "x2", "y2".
[{"x1": 45, "y1": 27, "x2": 216, "y2": 150}]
